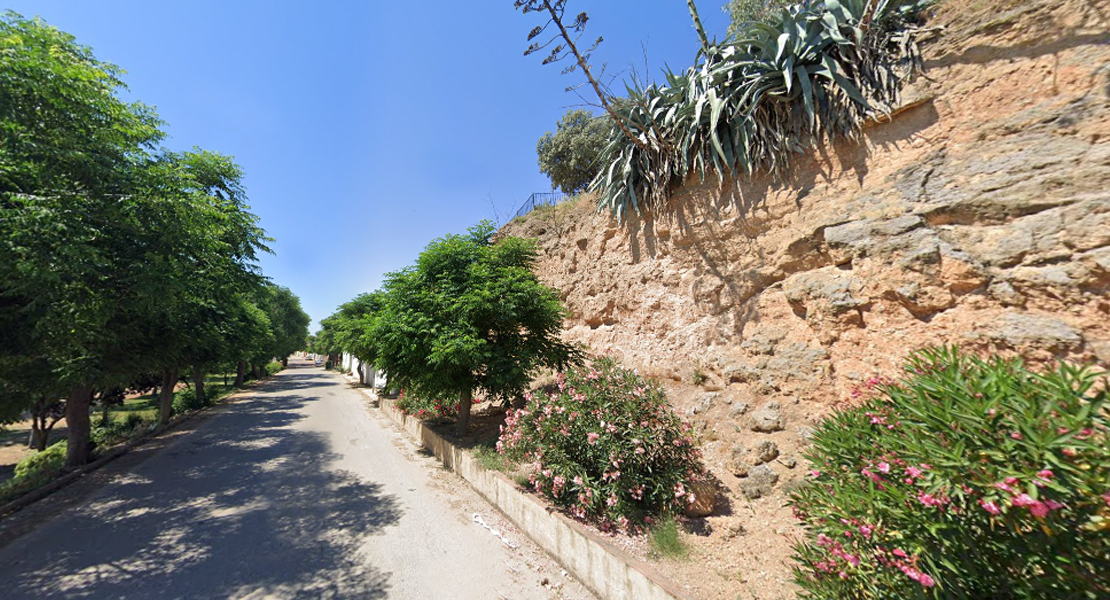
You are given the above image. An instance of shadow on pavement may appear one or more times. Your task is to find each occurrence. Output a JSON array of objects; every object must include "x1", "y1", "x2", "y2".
[{"x1": 0, "y1": 372, "x2": 401, "y2": 599}]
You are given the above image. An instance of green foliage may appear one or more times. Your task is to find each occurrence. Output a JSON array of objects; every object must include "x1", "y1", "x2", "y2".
[
  {"x1": 264, "y1": 361, "x2": 284, "y2": 376},
  {"x1": 171, "y1": 388, "x2": 207, "y2": 415},
  {"x1": 13, "y1": 440, "x2": 66, "y2": 480},
  {"x1": 536, "y1": 109, "x2": 609, "y2": 194},
  {"x1": 790, "y1": 347, "x2": 1110, "y2": 599},
  {"x1": 1, "y1": 13, "x2": 289, "y2": 467},
  {"x1": 393, "y1": 390, "x2": 460, "y2": 421},
  {"x1": 499, "y1": 357, "x2": 705, "y2": 532},
  {"x1": 649, "y1": 516, "x2": 689, "y2": 560},
  {"x1": 725, "y1": 0, "x2": 793, "y2": 35},
  {"x1": 375, "y1": 221, "x2": 580, "y2": 416},
  {"x1": 0, "y1": 440, "x2": 67, "y2": 503},
  {"x1": 594, "y1": 0, "x2": 933, "y2": 219}
]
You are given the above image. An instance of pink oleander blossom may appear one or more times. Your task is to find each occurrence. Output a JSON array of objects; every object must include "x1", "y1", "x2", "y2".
[{"x1": 979, "y1": 499, "x2": 1002, "y2": 515}]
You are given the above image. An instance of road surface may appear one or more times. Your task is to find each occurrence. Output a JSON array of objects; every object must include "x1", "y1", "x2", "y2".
[{"x1": 0, "y1": 362, "x2": 594, "y2": 600}]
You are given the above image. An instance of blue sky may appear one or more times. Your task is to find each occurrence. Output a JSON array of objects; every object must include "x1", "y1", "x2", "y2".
[{"x1": 8, "y1": 1, "x2": 731, "y2": 330}]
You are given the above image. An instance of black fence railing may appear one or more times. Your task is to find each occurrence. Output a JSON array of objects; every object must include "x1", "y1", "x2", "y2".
[{"x1": 513, "y1": 191, "x2": 568, "y2": 220}]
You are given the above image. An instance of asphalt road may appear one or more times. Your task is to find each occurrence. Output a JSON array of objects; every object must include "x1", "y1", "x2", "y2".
[{"x1": 0, "y1": 362, "x2": 593, "y2": 600}]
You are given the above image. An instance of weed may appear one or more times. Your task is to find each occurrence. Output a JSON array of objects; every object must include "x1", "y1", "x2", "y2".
[{"x1": 649, "y1": 516, "x2": 688, "y2": 560}]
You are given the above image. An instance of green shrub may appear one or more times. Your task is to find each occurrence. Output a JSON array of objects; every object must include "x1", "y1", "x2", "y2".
[
  {"x1": 394, "y1": 390, "x2": 459, "y2": 421},
  {"x1": 14, "y1": 440, "x2": 66, "y2": 480},
  {"x1": 790, "y1": 346, "x2": 1110, "y2": 599},
  {"x1": 172, "y1": 388, "x2": 206, "y2": 414},
  {"x1": 264, "y1": 361, "x2": 283, "y2": 376},
  {"x1": 499, "y1": 357, "x2": 705, "y2": 532}
]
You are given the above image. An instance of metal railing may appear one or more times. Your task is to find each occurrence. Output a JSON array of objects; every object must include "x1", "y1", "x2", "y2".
[{"x1": 513, "y1": 191, "x2": 568, "y2": 220}]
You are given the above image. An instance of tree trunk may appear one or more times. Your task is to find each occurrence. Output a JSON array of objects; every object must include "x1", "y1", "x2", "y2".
[
  {"x1": 192, "y1": 366, "x2": 206, "y2": 405},
  {"x1": 159, "y1": 368, "x2": 178, "y2": 425},
  {"x1": 455, "y1": 388, "x2": 473, "y2": 437},
  {"x1": 235, "y1": 361, "x2": 246, "y2": 387},
  {"x1": 65, "y1": 386, "x2": 94, "y2": 468},
  {"x1": 357, "y1": 362, "x2": 365, "y2": 385},
  {"x1": 282, "y1": 356, "x2": 288, "y2": 368},
  {"x1": 252, "y1": 364, "x2": 261, "y2": 380}
]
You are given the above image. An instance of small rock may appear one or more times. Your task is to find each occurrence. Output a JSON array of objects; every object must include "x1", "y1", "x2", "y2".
[
  {"x1": 729, "y1": 445, "x2": 751, "y2": 477},
  {"x1": 779, "y1": 455, "x2": 797, "y2": 469},
  {"x1": 750, "y1": 407, "x2": 786, "y2": 433},
  {"x1": 729, "y1": 403, "x2": 750, "y2": 418},
  {"x1": 738, "y1": 465, "x2": 779, "y2": 499},
  {"x1": 723, "y1": 519, "x2": 746, "y2": 539},
  {"x1": 751, "y1": 440, "x2": 779, "y2": 465},
  {"x1": 684, "y1": 480, "x2": 718, "y2": 517},
  {"x1": 797, "y1": 426, "x2": 816, "y2": 444}
]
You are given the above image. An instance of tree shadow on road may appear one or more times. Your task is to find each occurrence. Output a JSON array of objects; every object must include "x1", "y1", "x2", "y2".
[{"x1": 0, "y1": 380, "x2": 402, "y2": 600}]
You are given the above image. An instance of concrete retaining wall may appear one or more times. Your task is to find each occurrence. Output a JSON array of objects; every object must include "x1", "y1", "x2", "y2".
[{"x1": 373, "y1": 393, "x2": 692, "y2": 600}]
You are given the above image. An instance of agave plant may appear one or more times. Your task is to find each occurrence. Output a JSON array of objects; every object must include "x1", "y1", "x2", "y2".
[{"x1": 594, "y1": 0, "x2": 934, "y2": 219}]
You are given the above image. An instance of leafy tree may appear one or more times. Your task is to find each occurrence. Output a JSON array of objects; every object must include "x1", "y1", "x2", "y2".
[
  {"x1": 328, "y1": 292, "x2": 383, "y2": 385},
  {"x1": 536, "y1": 109, "x2": 608, "y2": 194},
  {"x1": 724, "y1": 0, "x2": 793, "y2": 35},
  {"x1": 375, "y1": 221, "x2": 580, "y2": 435},
  {"x1": 1, "y1": 12, "x2": 167, "y2": 466},
  {"x1": 259, "y1": 284, "x2": 311, "y2": 368}
]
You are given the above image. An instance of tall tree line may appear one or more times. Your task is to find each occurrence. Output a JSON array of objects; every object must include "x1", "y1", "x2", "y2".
[{"x1": 0, "y1": 12, "x2": 309, "y2": 466}]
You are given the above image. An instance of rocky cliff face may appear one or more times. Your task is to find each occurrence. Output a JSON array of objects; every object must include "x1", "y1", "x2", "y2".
[{"x1": 502, "y1": 2, "x2": 1108, "y2": 595}]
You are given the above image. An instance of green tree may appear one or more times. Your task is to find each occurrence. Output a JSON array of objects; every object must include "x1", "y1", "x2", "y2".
[
  {"x1": 375, "y1": 221, "x2": 580, "y2": 435},
  {"x1": 536, "y1": 109, "x2": 608, "y2": 194},
  {"x1": 260, "y1": 284, "x2": 311, "y2": 368},
  {"x1": 1, "y1": 12, "x2": 167, "y2": 466},
  {"x1": 724, "y1": 0, "x2": 793, "y2": 36},
  {"x1": 328, "y1": 293, "x2": 383, "y2": 385}
]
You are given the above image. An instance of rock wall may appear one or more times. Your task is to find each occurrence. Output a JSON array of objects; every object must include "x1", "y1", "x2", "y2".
[{"x1": 501, "y1": 1, "x2": 1109, "y2": 595}]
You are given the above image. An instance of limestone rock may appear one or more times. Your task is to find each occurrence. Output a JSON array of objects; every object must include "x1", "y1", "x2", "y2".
[
  {"x1": 752, "y1": 440, "x2": 779, "y2": 465},
  {"x1": 739, "y1": 465, "x2": 779, "y2": 499},
  {"x1": 750, "y1": 406, "x2": 786, "y2": 433},
  {"x1": 729, "y1": 445, "x2": 751, "y2": 477},
  {"x1": 987, "y1": 311, "x2": 1083, "y2": 349}
]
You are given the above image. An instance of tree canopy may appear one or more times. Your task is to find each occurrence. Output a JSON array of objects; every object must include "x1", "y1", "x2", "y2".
[
  {"x1": 322, "y1": 221, "x2": 580, "y2": 435},
  {"x1": 536, "y1": 109, "x2": 608, "y2": 194},
  {"x1": 0, "y1": 12, "x2": 306, "y2": 465}
]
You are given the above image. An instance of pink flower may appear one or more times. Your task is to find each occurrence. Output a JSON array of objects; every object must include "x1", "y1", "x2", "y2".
[
  {"x1": 809, "y1": 470, "x2": 822, "y2": 478},
  {"x1": 919, "y1": 573, "x2": 936, "y2": 587},
  {"x1": 1004, "y1": 476, "x2": 1019, "y2": 486},
  {"x1": 1036, "y1": 469, "x2": 1054, "y2": 480},
  {"x1": 905, "y1": 466, "x2": 923, "y2": 479},
  {"x1": 877, "y1": 462, "x2": 891, "y2": 474},
  {"x1": 858, "y1": 525, "x2": 873, "y2": 537},
  {"x1": 1011, "y1": 431, "x2": 1023, "y2": 440},
  {"x1": 979, "y1": 499, "x2": 1002, "y2": 515},
  {"x1": 1045, "y1": 500, "x2": 1065, "y2": 510},
  {"x1": 892, "y1": 548, "x2": 907, "y2": 558},
  {"x1": 573, "y1": 476, "x2": 584, "y2": 486},
  {"x1": 1102, "y1": 491, "x2": 1110, "y2": 507},
  {"x1": 586, "y1": 432, "x2": 600, "y2": 445}
]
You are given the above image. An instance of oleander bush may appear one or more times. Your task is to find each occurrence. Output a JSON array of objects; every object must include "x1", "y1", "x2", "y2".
[
  {"x1": 790, "y1": 346, "x2": 1110, "y2": 599},
  {"x1": 498, "y1": 357, "x2": 705, "y2": 532},
  {"x1": 393, "y1": 390, "x2": 460, "y2": 421}
]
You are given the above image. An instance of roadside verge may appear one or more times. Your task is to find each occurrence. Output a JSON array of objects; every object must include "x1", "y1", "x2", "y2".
[{"x1": 357, "y1": 384, "x2": 694, "y2": 600}]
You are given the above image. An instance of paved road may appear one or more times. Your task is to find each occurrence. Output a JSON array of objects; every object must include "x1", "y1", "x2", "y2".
[{"x1": 0, "y1": 363, "x2": 593, "y2": 600}]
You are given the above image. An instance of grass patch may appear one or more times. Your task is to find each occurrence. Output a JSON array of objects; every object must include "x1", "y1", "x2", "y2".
[
  {"x1": 649, "y1": 516, "x2": 689, "y2": 560},
  {"x1": 473, "y1": 442, "x2": 517, "y2": 473}
]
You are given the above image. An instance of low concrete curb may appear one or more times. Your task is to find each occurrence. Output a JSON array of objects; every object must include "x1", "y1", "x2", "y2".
[{"x1": 366, "y1": 387, "x2": 694, "y2": 600}]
